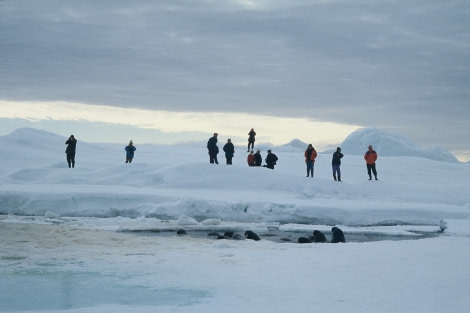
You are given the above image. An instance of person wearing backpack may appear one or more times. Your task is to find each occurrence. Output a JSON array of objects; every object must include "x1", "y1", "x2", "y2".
[
  {"x1": 265, "y1": 149, "x2": 278, "y2": 170},
  {"x1": 125, "y1": 140, "x2": 136, "y2": 163}
]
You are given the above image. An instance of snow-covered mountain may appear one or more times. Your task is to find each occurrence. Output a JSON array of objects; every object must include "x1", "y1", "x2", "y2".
[
  {"x1": 271, "y1": 128, "x2": 458, "y2": 162},
  {"x1": 337, "y1": 128, "x2": 458, "y2": 162}
]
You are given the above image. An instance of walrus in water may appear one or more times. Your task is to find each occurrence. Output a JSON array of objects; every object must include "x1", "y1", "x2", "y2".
[
  {"x1": 298, "y1": 237, "x2": 312, "y2": 244},
  {"x1": 176, "y1": 229, "x2": 187, "y2": 235},
  {"x1": 331, "y1": 227, "x2": 346, "y2": 243},
  {"x1": 312, "y1": 230, "x2": 327, "y2": 243},
  {"x1": 245, "y1": 230, "x2": 260, "y2": 241}
]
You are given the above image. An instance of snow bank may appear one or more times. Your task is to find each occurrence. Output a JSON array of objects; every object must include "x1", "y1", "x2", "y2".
[{"x1": 0, "y1": 128, "x2": 469, "y2": 227}]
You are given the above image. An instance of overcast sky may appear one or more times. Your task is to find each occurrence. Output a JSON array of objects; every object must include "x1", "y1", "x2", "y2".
[{"x1": 1, "y1": 0, "x2": 469, "y2": 160}]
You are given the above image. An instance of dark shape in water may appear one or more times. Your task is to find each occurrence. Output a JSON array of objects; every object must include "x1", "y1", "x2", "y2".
[
  {"x1": 224, "y1": 231, "x2": 234, "y2": 238},
  {"x1": 312, "y1": 230, "x2": 327, "y2": 243},
  {"x1": 297, "y1": 237, "x2": 312, "y2": 244},
  {"x1": 331, "y1": 227, "x2": 346, "y2": 243},
  {"x1": 232, "y1": 234, "x2": 243, "y2": 240},
  {"x1": 245, "y1": 230, "x2": 260, "y2": 241}
]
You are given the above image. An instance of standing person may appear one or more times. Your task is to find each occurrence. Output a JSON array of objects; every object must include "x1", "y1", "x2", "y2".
[
  {"x1": 125, "y1": 140, "x2": 136, "y2": 163},
  {"x1": 207, "y1": 133, "x2": 219, "y2": 164},
  {"x1": 304, "y1": 144, "x2": 317, "y2": 177},
  {"x1": 331, "y1": 147, "x2": 343, "y2": 181},
  {"x1": 223, "y1": 138, "x2": 235, "y2": 165},
  {"x1": 364, "y1": 145, "x2": 378, "y2": 180},
  {"x1": 247, "y1": 128, "x2": 256, "y2": 152},
  {"x1": 247, "y1": 151, "x2": 255, "y2": 166},
  {"x1": 265, "y1": 149, "x2": 278, "y2": 170},
  {"x1": 65, "y1": 135, "x2": 77, "y2": 168},
  {"x1": 254, "y1": 149, "x2": 262, "y2": 166}
]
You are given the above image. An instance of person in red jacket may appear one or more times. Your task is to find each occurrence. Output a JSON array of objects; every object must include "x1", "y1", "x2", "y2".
[
  {"x1": 364, "y1": 145, "x2": 378, "y2": 180},
  {"x1": 247, "y1": 150, "x2": 255, "y2": 166},
  {"x1": 304, "y1": 144, "x2": 317, "y2": 177}
]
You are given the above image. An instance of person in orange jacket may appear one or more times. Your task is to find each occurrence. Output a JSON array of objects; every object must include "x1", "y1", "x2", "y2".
[
  {"x1": 364, "y1": 145, "x2": 378, "y2": 180},
  {"x1": 304, "y1": 144, "x2": 317, "y2": 177}
]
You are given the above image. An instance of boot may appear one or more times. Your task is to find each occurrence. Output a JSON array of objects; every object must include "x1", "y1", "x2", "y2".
[
  {"x1": 310, "y1": 169, "x2": 314, "y2": 178},
  {"x1": 333, "y1": 173, "x2": 337, "y2": 181},
  {"x1": 338, "y1": 174, "x2": 341, "y2": 182}
]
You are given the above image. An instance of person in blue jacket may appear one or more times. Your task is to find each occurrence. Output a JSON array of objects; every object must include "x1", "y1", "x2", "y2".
[
  {"x1": 125, "y1": 140, "x2": 136, "y2": 163},
  {"x1": 331, "y1": 147, "x2": 343, "y2": 181}
]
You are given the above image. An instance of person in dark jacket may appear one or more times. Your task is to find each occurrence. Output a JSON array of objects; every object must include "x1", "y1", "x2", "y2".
[
  {"x1": 331, "y1": 147, "x2": 343, "y2": 181},
  {"x1": 304, "y1": 144, "x2": 317, "y2": 177},
  {"x1": 254, "y1": 149, "x2": 262, "y2": 166},
  {"x1": 125, "y1": 140, "x2": 136, "y2": 163},
  {"x1": 364, "y1": 145, "x2": 378, "y2": 180},
  {"x1": 265, "y1": 149, "x2": 278, "y2": 170},
  {"x1": 223, "y1": 138, "x2": 235, "y2": 165},
  {"x1": 65, "y1": 135, "x2": 77, "y2": 168},
  {"x1": 207, "y1": 133, "x2": 219, "y2": 164},
  {"x1": 247, "y1": 128, "x2": 256, "y2": 152}
]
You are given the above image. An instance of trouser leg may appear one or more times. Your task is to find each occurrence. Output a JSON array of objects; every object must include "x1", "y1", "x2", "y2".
[
  {"x1": 372, "y1": 164, "x2": 377, "y2": 179},
  {"x1": 67, "y1": 154, "x2": 75, "y2": 168}
]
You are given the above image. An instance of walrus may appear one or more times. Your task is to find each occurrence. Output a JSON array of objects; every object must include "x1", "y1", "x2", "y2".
[
  {"x1": 245, "y1": 230, "x2": 260, "y2": 241},
  {"x1": 176, "y1": 229, "x2": 187, "y2": 235},
  {"x1": 312, "y1": 230, "x2": 327, "y2": 243},
  {"x1": 297, "y1": 237, "x2": 312, "y2": 244},
  {"x1": 331, "y1": 227, "x2": 346, "y2": 243},
  {"x1": 224, "y1": 231, "x2": 235, "y2": 238},
  {"x1": 232, "y1": 234, "x2": 244, "y2": 240}
]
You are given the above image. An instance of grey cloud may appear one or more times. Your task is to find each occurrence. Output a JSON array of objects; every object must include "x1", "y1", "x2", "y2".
[{"x1": 1, "y1": 0, "x2": 469, "y2": 153}]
